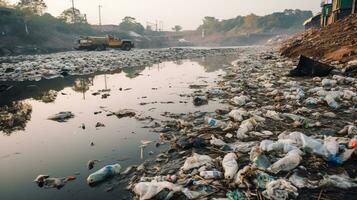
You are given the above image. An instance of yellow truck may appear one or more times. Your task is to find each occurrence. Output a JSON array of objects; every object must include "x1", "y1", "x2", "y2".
[{"x1": 76, "y1": 35, "x2": 134, "y2": 51}]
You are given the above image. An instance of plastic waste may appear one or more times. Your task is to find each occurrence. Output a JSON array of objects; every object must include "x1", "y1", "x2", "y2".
[
  {"x1": 254, "y1": 171, "x2": 274, "y2": 189},
  {"x1": 87, "y1": 160, "x2": 100, "y2": 170},
  {"x1": 210, "y1": 135, "x2": 227, "y2": 147},
  {"x1": 181, "y1": 153, "x2": 213, "y2": 171},
  {"x1": 262, "y1": 179, "x2": 298, "y2": 200},
  {"x1": 339, "y1": 125, "x2": 357, "y2": 136},
  {"x1": 236, "y1": 118, "x2": 257, "y2": 139},
  {"x1": 265, "y1": 110, "x2": 282, "y2": 121},
  {"x1": 288, "y1": 172, "x2": 319, "y2": 189},
  {"x1": 34, "y1": 175, "x2": 75, "y2": 189},
  {"x1": 140, "y1": 175, "x2": 177, "y2": 183},
  {"x1": 231, "y1": 95, "x2": 249, "y2": 106},
  {"x1": 319, "y1": 174, "x2": 357, "y2": 189},
  {"x1": 253, "y1": 154, "x2": 271, "y2": 170},
  {"x1": 321, "y1": 78, "x2": 337, "y2": 87},
  {"x1": 199, "y1": 171, "x2": 223, "y2": 179},
  {"x1": 350, "y1": 138, "x2": 357, "y2": 148},
  {"x1": 234, "y1": 165, "x2": 252, "y2": 186},
  {"x1": 226, "y1": 189, "x2": 246, "y2": 200},
  {"x1": 268, "y1": 149, "x2": 302, "y2": 174},
  {"x1": 324, "y1": 94, "x2": 339, "y2": 109},
  {"x1": 228, "y1": 109, "x2": 244, "y2": 122},
  {"x1": 133, "y1": 181, "x2": 182, "y2": 200},
  {"x1": 87, "y1": 164, "x2": 121, "y2": 185},
  {"x1": 222, "y1": 153, "x2": 238, "y2": 180},
  {"x1": 206, "y1": 117, "x2": 227, "y2": 129},
  {"x1": 182, "y1": 188, "x2": 208, "y2": 199},
  {"x1": 48, "y1": 111, "x2": 74, "y2": 122},
  {"x1": 193, "y1": 96, "x2": 208, "y2": 106}
]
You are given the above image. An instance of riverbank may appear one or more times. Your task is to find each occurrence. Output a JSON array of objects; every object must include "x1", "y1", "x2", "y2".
[{"x1": 125, "y1": 47, "x2": 357, "y2": 199}]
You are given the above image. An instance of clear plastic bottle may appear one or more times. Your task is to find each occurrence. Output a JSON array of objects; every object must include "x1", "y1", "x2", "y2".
[
  {"x1": 205, "y1": 117, "x2": 227, "y2": 129},
  {"x1": 199, "y1": 171, "x2": 223, "y2": 179},
  {"x1": 87, "y1": 164, "x2": 121, "y2": 185}
]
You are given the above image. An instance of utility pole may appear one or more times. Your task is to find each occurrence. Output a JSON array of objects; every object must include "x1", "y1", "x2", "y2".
[
  {"x1": 71, "y1": 0, "x2": 75, "y2": 23},
  {"x1": 98, "y1": 5, "x2": 102, "y2": 31}
]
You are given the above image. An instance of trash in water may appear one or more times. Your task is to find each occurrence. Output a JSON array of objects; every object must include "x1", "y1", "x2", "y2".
[
  {"x1": 133, "y1": 181, "x2": 182, "y2": 200},
  {"x1": 181, "y1": 153, "x2": 213, "y2": 171},
  {"x1": 87, "y1": 160, "x2": 100, "y2": 170},
  {"x1": 47, "y1": 111, "x2": 74, "y2": 122},
  {"x1": 34, "y1": 175, "x2": 76, "y2": 189},
  {"x1": 113, "y1": 109, "x2": 136, "y2": 118},
  {"x1": 193, "y1": 96, "x2": 208, "y2": 106},
  {"x1": 87, "y1": 163, "x2": 121, "y2": 185}
]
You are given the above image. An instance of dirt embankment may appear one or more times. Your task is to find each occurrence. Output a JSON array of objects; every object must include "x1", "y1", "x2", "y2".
[{"x1": 280, "y1": 14, "x2": 357, "y2": 64}]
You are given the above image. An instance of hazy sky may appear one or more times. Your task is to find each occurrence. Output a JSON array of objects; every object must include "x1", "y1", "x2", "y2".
[{"x1": 9, "y1": 0, "x2": 320, "y2": 30}]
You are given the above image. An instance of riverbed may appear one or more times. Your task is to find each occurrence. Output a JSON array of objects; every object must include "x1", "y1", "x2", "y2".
[{"x1": 0, "y1": 54, "x2": 239, "y2": 200}]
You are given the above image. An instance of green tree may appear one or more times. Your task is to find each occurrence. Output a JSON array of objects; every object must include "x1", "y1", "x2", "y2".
[
  {"x1": 59, "y1": 8, "x2": 87, "y2": 24},
  {"x1": 118, "y1": 16, "x2": 145, "y2": 34},
  {"x1": 17, "y1": 0, "x2": 47, "y2": 15},
  {"x1": 172, "y1": 25, "x2": 182, "y2": 32}
]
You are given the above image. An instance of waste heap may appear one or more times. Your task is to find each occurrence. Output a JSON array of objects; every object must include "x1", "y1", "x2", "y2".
[{"x1": 127, "y1": 47, "x2": 357, "y2": 200}]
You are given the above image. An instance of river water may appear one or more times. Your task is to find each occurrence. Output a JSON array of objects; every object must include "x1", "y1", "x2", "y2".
[{"x1": 0, "y1": 55, "x2": 238, "y2": 200}]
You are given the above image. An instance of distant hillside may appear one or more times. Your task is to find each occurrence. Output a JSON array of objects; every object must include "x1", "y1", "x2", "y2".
[{"x1": 184, "y1": 9, "x2": 313, "y2": 46}]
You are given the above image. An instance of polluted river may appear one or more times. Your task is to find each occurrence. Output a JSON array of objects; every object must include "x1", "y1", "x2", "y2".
[
  {"x1": 0, "y1": 49, "x2": 239, "y2": 200},
  {"x1": 0, "y1": 47, "x2": 357, "y2": 200}
]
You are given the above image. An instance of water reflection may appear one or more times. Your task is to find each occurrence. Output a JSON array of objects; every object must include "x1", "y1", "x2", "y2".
[
  {"x1": 0, "y1": 55, "x2": 238, "y2": 135},
  {"x1": 0, "y1": 101, "x2": 32, "y2": 135}
]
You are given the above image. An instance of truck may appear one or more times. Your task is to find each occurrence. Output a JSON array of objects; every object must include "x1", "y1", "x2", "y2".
[{"x1": 76, "y1": 35, "x2": 134, "y2": 51}]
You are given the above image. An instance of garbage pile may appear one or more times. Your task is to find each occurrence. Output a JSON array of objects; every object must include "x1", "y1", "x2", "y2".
[
  {"x1": 125, "y1": 48, "x2": 357, "y2": 199},
  {"x1": 0, "y1": 48, "x2": 238, "y2": 81}
]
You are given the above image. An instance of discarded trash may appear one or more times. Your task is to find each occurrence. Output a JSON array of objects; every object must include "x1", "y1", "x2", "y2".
[
  {"x1": 113, "y1": 109, "x2": 136, "y2": 118},
  {"x1": 226, "y1": 189, "x2": 246, "y2": 200},
  {"x1": 87, "y1": 164, "x2": 121, "y2": 185},
  {"x1": 193, "y1": 96, "x2": 208, "y2": 106},
  {"x1": 34, "y1": 175, "x2": 75, "y2": 189},
  {"x1": 87, "y1": 160, "x2": 100, "y2": 170},
  {"x1": 262, "y1": 179, "x2": 298, "y2": 200},
  {"x1": 231, "y1": 95, "x2": 249, "y2": 106},
  {"x1": 289, "y1": 55, "x2": 334, "y2": 77},
  {"x1": 254, "y1": 171, "x2": 274, "y2": 189},
  {"x1": 133, "y1": 181, "x2": 182, "y2": 200},
  {"x1": 140, "y1": 175, "x2": 177, "y2": 183},
  {"x1": 268, "y1": 149, "x2": 302, "y2": 174},
  {"x1": 181, "y1": 153, "x2": 213, "y2": 171},
  {"x1": 319, "y1": 174, "x2": 357, "y2": 189},
  {"x1": 236, "y1": 118, "x2": 257, "y2": 139},
  {"x1": 48, "y1": 111, "x2": 74, "y2": 122},
  {"x1": 206, "y1": 117, "x2": 227, "y2": 129},
  {"x1": 222, "y1": 153, "x2": 238, "y2": 180},
  {"x1": 199, "y1": 171, "x2": 223, "y2": 179}
]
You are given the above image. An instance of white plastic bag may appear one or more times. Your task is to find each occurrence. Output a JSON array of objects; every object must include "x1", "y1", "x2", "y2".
[
  {"x1": 133, "y1": 181, "x2": 182, "y2": 200},
  {"x1": 181, "y1": 153, "x2": 213, "y2": 171},
  {"x1": 222, "y1": 153, "x2": 238, "y2": 180}
]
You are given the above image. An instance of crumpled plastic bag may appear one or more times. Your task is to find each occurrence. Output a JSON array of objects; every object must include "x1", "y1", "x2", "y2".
[
  {"x1": 222, "y1": 153, "x2": 238, "y2": 180},
  {"x1": 288, "y1": 172, "x2": 319, "y2": 189},
  {"x1": 133, "y1": 181, "x2": 182, "y2": 200},
  {"x1": 262, "y1": 179, "x2": 298, "y2": 200},
  {"x1": 236, "y1": 118, "x2": 257, "y2": 139},
  {"x1": 231, "y1": 95, "x2": 249, "y2": 106},
  {"x1": 268, "y1": 149, "x2": 302, "y2": 174},
  {"x1": 319, "y1": 174, "x2": 357, "y2": 189},
  {"x1": 181, "y1": 153, "x2": 213, "y2": 171}
]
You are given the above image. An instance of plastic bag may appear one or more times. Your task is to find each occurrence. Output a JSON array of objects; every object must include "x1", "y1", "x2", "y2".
[
  {"x1": 210, "y1": 135, "x2": 227, "y2": 147},
  {"x1": 319, "y1": 174, "x2": 357, "y2": 189},
  {"x1": 181, "y1": 153, "x2": 213, "y2": 171},
  {"x1": 262, "y1": 179, "x2": 298, "y2": 200},
  {"x1": 229, "y1": 109, "x2": 244, "y2": 122},
  {"x1": 236, "y1": 118, "x2": 257, "y2": 140},
  {"x1": 133, "y1": 181, "x2": 182, "y2": 200},
  {"x1": 231, "y1": 95, "x2": 249, "y2": 106},
  {"x1": 268, "y1": 149, "x2": 302, "y2": 174},
  {"x1": 222, "y1": 153, "x2": 238, "y2": 180}
]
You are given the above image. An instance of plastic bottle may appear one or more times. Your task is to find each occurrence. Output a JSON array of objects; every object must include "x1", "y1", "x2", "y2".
[
  {"x1": 205, "y1": 117, "x2": 227, "y2": 129},
  {"x1": 87, "y1": 164, "x2": 121, "y2": 185},
  {"x1": 222, "y1": 153, "x2": 238, "y2": 180},
  {"x1": 199, "y1": 171, "x2": 223, "y2": 179},
  {"x1": 140, "y1": 175, "x2": 177, "y2": 183}
]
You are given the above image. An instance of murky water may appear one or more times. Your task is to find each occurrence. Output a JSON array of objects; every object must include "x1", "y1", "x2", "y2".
[{"x1": 0, "y1": 55, "x2": 237, "y2": 200}]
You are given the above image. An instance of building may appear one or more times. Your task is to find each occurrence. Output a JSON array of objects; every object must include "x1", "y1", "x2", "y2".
[
  {"x1": 304, "y1": 13, "x2": 322, "y2": 29},
  {"x1": 321, "y1": 0, "x2": 333, "y2": 26},
  {"x1": 330, "y1": 0, "x2": 355, "y2": 23}
]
